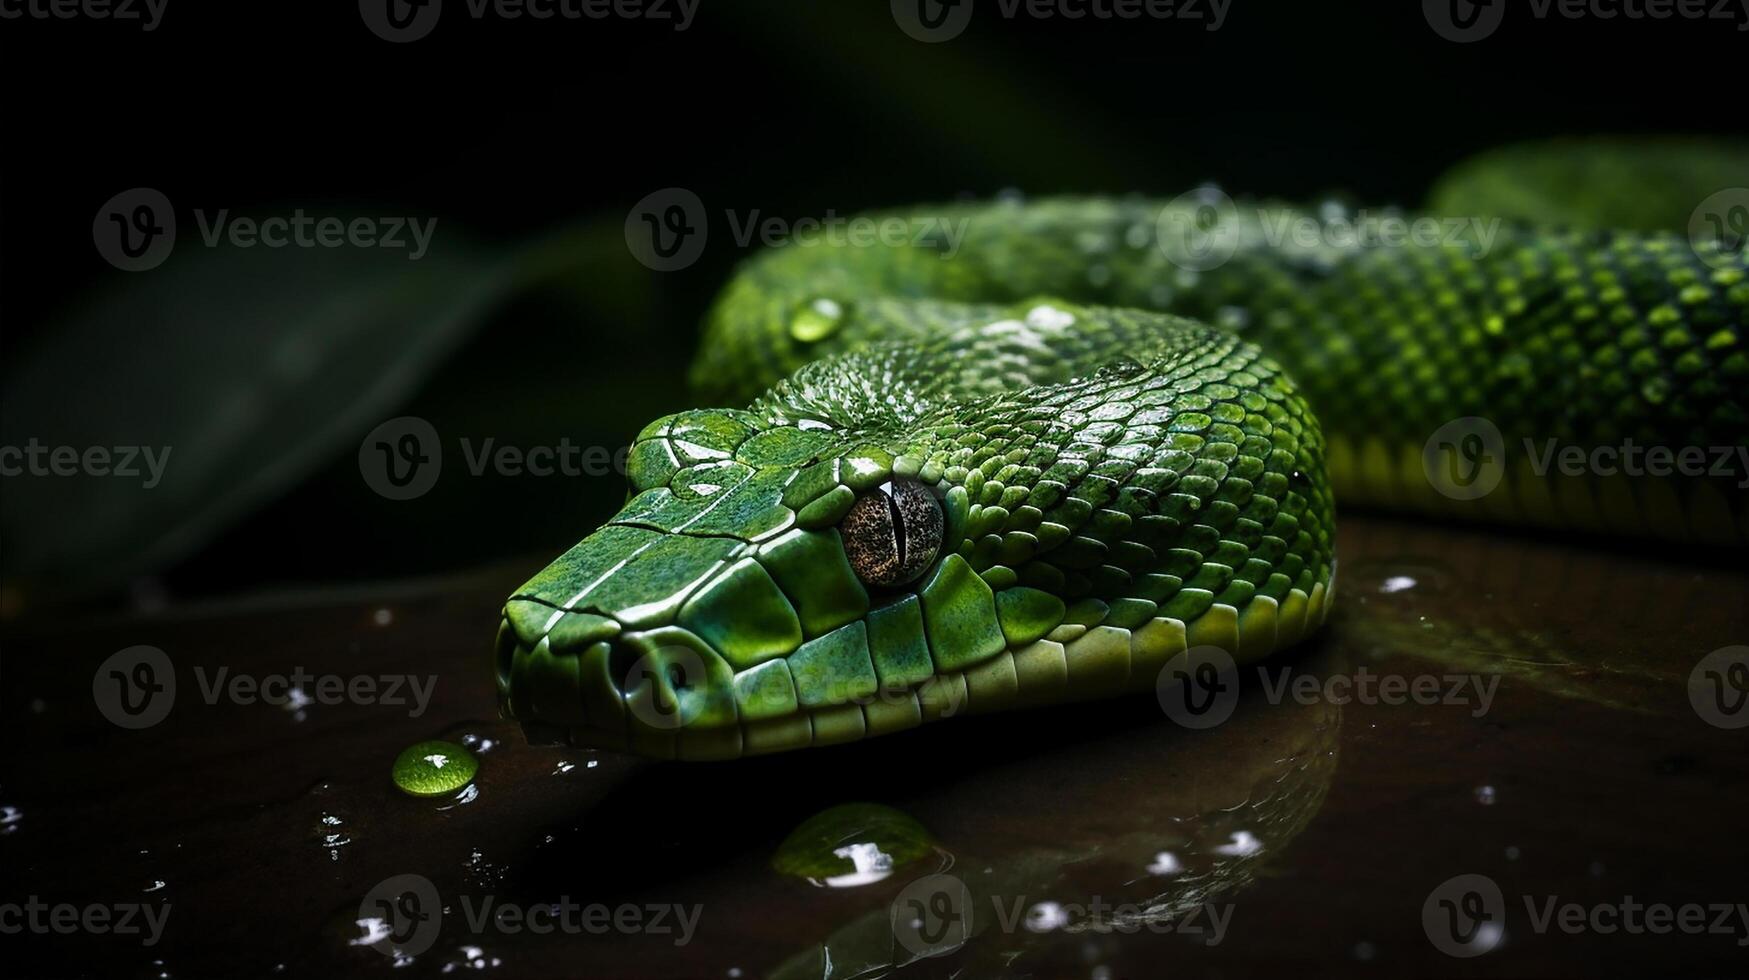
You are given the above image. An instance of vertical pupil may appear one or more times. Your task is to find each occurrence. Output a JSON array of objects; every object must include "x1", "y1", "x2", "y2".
[{"x1": 883, "y1": 482, "x2": 906, "y2": 569}]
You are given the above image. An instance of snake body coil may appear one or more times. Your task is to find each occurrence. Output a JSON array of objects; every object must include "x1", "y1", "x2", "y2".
[{"x1": 497, "y1": 143, "x2": 1748, "y2": 760}]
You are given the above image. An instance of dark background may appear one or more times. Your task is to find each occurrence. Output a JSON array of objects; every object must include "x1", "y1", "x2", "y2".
[{"x1": 2, "y1": 0, "x2": 1742, "y2": 605}]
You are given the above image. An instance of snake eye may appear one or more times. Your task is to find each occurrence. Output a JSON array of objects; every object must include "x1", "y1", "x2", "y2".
[{"x1": 841, "y1": 479, "x2": 943, "y2": 588}]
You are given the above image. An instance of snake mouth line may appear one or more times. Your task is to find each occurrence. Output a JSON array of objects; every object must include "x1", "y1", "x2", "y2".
[{"x1": 495, "y1": 563, "x2": 1337, "y2": 761}]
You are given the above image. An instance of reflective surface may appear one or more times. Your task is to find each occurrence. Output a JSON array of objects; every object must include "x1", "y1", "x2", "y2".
[{"x1": 3, "y1": 516, "x2": 1746, "y2": 977}]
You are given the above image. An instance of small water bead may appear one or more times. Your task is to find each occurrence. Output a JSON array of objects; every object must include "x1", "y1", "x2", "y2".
[
  {"x1": 772, "y1": 803, "x2": 937, "y2": 887},
  {"x1": 392, "y1": 740, "x2": 479, "y2": 797},
  {"x1": 789, "y1": 298, "x2": 844, "y2": 343}
]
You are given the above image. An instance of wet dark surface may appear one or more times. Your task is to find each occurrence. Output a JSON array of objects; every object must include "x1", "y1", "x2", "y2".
[{"x1": 3, "y1": 516, "x2": 1747, "y2": 979}]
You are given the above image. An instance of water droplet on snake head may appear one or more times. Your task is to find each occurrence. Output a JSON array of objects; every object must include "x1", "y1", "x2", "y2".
[
  {"x1": 789, "y1": 298, "x2": 844, "y2": 343},
  {"x1": 1096, "y1": 357, "x2": 1145, "y2": 379}
]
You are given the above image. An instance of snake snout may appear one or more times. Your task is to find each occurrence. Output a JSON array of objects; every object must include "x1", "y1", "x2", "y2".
[{"x1": 497, "y1": 596, "x2": 747, "y2": 757}]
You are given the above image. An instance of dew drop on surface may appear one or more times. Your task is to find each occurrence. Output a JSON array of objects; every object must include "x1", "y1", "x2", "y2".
[
  {"x1": 788, "y1": 298, "x2": 844, "y2": 343},
  {"x1": 392, "y1": 740, "x2": 479, "y2": 797},
  {"x1": 437, "y1": 783, "x2": 481, "y2": 811},
  {"x1": 1215, "y1": 830, "x2": 1263, "y2": 857},
  {"x1": 812, "y1": 841, "x2": 895, "y2": 888},
  {"x1": 1146, "y1": 851, "x2": 1181, "y2": 875},
  {"x1": 1475, "y1": 785, "x2": 1497, "y2": 805},
  {"x1": 1026, "y1": 901, "x2": 1068, "y2": 933}
]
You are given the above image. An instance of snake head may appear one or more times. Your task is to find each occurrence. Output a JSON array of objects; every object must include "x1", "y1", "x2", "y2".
[{"x1": 497, "y1": 408, "x2": 993, "y2": 760}]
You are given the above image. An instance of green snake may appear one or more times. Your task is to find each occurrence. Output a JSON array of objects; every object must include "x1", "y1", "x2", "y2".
[{"x1": 495, "y1": 140, "x2": 1748, "y2": 760}]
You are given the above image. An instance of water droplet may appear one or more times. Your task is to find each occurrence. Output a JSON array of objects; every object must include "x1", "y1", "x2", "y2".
[
  {"x1": 373, "y1": 608, "x2": 394, "y2": 627},
  {"x1": 1215, "y1": 830, "x2": 1262, "y2": 856},
  {"x1": 789, "y1": 299, "x2": 844, "y2": 343},
  {"x1": 1146, "y1": 851, "x2": 1181, "y2": 875},
  {"x1": 392, "y1": 740, "x2": 479, "y2": 797},
  {"x1": 1475, "y1": 785, "x2": 1496, "y2": 805}
]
